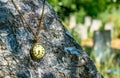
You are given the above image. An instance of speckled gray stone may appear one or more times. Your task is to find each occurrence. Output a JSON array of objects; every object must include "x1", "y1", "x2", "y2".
[{"x1": 0, "y1": 0, "x2": 103, "y2": 78}]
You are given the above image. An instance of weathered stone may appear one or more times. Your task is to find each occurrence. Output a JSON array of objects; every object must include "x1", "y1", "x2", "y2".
[
  {"x1": 0, "y1": 0, "x2": 103, "y2": 78},
  {"x1": 69, "y1": 15, "x2": 76, "y2": 29},
  {"x1": 84, "y1": 16, "x2": 92, "y2": 27},
  {"x1": 93, "y1": 30, "x2": 111, "y2": 62},
  {"x1": 1, "y1": 60, "x2": 8, "y2": 65},
  {"x1": 105, "y1": 22, "x2": 114, "y2": 37},
  {"x1": 5, "y1": 76, "x2": 11, "y2": 78},
  {"x1": 90, "y1": 19, "x2": 102, "y2": 33},
  {"x1": 74, "y1": 23, "x2": 88, "y2": 40},
  {"x1": 0, "y1": 70, "x2": 4, "y2": 77}
]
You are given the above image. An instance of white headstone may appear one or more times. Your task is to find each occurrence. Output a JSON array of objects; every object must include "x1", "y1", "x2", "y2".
[
  {"x1": 90, "y1": 19, "x2": 102, "y2": 33},
  {"x1": 105, "y1": 22, "x2": 114, "y2": 37},
  {"x1": 84, "y1": 16, "x2": 92, "y2": 27},
  {"x1": 74, "y1": 24, "x2": 88, "y2": 40},
  {"x1": 69, "y1": 15, "x2": 76, "y2": 29}
]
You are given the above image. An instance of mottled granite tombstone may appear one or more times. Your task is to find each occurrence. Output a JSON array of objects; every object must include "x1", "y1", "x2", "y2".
[
  {"x1": 93, "y1": 30, "x2": 111, "y2": 63},
  {"x1": 0, "y1": 0, "x2": 103, "y2": 78}
]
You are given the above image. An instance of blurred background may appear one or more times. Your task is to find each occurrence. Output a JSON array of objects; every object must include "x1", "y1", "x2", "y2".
[{"x1": 47, "y1": 0, "x2": 120, "y2": 78}]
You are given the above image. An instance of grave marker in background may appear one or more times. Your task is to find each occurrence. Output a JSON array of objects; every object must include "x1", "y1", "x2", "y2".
[
  {"x1": 84, "y1": 16, "x2": 92, "y2": 27},
  {"x1": 93, "y1": 30, "x2": 111, "y2": 63},
  {"x1": 90, "y1": 19, "x2": 102, "y2": 33},
  {"x1": 69, "y1": 15, "x2": 76, "y2": 29},
  {"x1": 105, "y1": 22, "x2": 114, "y2": 37},
  {"x1": 74, "y1": 24, "x2": 88, "y2": 40}
]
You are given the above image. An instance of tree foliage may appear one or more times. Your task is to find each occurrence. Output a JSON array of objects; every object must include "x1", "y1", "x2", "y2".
[{"x1": 47, "y1": 0, "x2": 120, "y2": 20}]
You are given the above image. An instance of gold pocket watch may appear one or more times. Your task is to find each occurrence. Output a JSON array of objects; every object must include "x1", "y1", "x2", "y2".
[
  {"x1": 30, "y1": 43, "x2": 45, "y2": 60},
  {"x1": 12, "y1": 0, "x2": 46, "y2": 60}
]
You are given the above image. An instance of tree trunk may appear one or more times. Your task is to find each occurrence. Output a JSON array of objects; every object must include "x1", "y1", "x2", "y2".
[{"x1": 0, "y1": 0, "x2": 103, "y2": 78}]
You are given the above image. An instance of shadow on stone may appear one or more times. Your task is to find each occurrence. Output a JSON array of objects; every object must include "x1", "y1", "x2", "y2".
[{"x1": 43, "y1": 73, "x2": 56, "y2": 78}]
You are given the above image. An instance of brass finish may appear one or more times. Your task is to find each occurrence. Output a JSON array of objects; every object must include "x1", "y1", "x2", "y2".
[
  {"x1": 11, "y1": 0, "x2": 46, "y2": 60},
  {"x1": 30, "y1": 43, "x2": 45, "y2": 60}
]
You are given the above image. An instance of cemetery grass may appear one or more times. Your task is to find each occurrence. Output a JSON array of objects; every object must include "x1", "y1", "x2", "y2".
[
  {"x1": 81, "y1": 39, "x2": 120, "y2": 78},
  {"x1": 92, "y1": 52, "x2": 120, "y2": 78}
]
